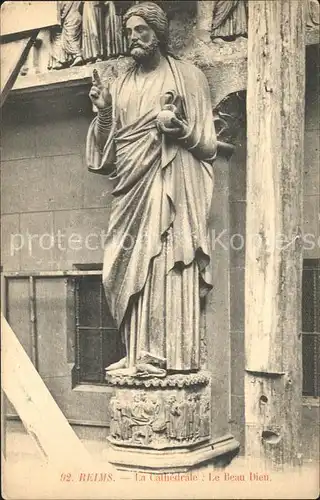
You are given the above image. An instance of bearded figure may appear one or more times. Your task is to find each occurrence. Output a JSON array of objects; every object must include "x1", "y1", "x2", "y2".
[{"x1": 86, "y1": 2, "x2": 217, "y2": 377}]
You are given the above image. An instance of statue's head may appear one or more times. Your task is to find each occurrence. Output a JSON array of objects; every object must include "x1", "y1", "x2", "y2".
[{"x1": 123, "y1": 1, "x2": 169, "y2": 62}]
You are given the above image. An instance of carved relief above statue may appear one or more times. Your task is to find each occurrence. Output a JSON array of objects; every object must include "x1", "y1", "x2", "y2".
[
  {"x1": 211, "y1": 0, "x2": 248, "y2": 41},
  {"x1": 48, "y1": 27, "x2": 72, "y2": 70},
  {"x1": 210, "y1": 0, "x2": 319, "y2": 42},
  {"x1": 47, "y1": 1, "x2": 127, "y2": 70},
  {"x1": 59, "y1": 1, "x2": 84, "y2": 67},
  {"x1": 82, "y1": 1, "x2": 104, "y2": 63}
]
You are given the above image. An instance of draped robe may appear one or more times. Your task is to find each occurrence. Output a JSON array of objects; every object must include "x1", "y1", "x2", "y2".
[
  {"x1": 82, "y1": 1, "x2": 104, "y2": 62},
  {"x1": 86, "y1": 56, "x2": 217, "y2": 371},
  {"x1": 59, "y1": 1, "x2": 82, "y2": 59},
  {"x1": 211, "y1": 0, "x2": 248, "y2": 39}
]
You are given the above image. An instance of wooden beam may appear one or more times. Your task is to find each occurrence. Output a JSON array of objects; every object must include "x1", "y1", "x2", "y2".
[
  {"x1": 245, "y1": 0, "x2": 305, "y2": 467},
  {"x1": 0, "y1": 32, "x2": 39, "y2": 107},
  {"x1": 1, "y1": 314, "x2": 92, "y2": 468}
]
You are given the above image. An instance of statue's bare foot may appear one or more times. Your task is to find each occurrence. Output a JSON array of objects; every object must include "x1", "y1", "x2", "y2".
[
  {"x1": 105, "y1": 367, "x2": 137, "y2": 377},
  {"x1": 212, "y1": 37, "x2": 225, "y2": 44},
  {"x1": 138, "y1": 351, "x2": 166, "y2": 368},
  {"x1": 71, "y1": 56, "x2": 84, "y2": 67},
  {"x1": 53, "y1": 61, "x2": 64, "y2": 70},
  {"x1": 105, "y1": 357, "x2": 127, "y2": 371},
  {"x1": 136, "y1": 363, "x2": 166, "y2": 378}
]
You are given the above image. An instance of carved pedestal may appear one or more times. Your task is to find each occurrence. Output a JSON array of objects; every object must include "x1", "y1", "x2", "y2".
[{"x1": 105, "y1": 372, "x2": 239, "y2": 472}]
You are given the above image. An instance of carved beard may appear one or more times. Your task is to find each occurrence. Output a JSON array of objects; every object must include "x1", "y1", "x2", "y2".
[{"x1": 130, "y1": 35, "x2": 160, "y2": 64}]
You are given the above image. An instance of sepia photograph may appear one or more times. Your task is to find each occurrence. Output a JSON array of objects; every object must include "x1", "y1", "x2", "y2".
[{"x1": 1, "y1": 1, "x2": 319, "y2": 498}]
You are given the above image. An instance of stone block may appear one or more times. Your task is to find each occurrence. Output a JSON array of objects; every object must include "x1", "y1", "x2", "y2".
[
  {"x1": 34, "y1": 114, "x2": 91, "y2": 158},
  {"x1": 53, "y1": 207, "x2": 111, "y2": 269},
  {"x1": 42, "y1": 374, "x2": 113, "y2": 425},
  {"x1": 19, "y1": 211, "x2": 55, "y2": 270},
  {"x1": 230, "y1": 331, "x2": 245, "y2": 397},
  {"x1": 229, "y1": 267, "x2": 245, "y2": 332},
  {"x1": 1, "y1": 121, "x2": 36, "y2": 161},
  {"x1": 1, "y1": 155, "x2": 84, "y2": 213},
  {"x1": 230, "y1": 394, "x2": 245, "y2": 428},
  {"x1": 229, "y1": 201, "x2": 246, "y2": 268},
  {"x1": 229, "y1": 137, "x2": 247, "y2": 202},
  {"x1": 6, "y1": 278, "x2": 32, "y2": 359},
  {"x1": 1, "y1": 214, "x2": 21, "y2": 271}
]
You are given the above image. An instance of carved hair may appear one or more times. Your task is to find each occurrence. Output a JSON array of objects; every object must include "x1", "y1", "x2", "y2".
[{"x1": 123, "y1": 1, "x2": 169, "y2": 53}]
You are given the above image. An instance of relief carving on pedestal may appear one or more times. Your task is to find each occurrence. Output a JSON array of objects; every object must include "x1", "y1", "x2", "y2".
[{"x1": 109, "y1": 389, "x2": 211, "y2": 448}]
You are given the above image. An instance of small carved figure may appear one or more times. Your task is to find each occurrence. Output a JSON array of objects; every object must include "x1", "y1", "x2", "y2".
[
  {"x1": 151, "y1": 398, "x2": 167, "y2": 433},
  {"x1": 48, "y1": 28, "x2": 72, "y2": 70},
  {"x1": 59, "y1": 1, "x2": 84, "y2": 67},
  {"x1": 109, "y1": 396, "x2": 122, "y2": 439},
  {"x1": 187, "y1": 394, "x2": 196, "y2": 438},
  {"x1": 120, "y1": 404, "x2": 133, "y2": 440},
  {"x1": 199, "y1": 400, "x2": 210, "y2": 438},
  {"x1": 193, "y1": 394, "x2": 201, "y2": 438},
  {"x1": 82, "y1": 1, "x2": 104, "y2": 63},
  {"x1": 175, "y1": 399, "x2": 189, "y2": 440},
  {"x1": 104, "y1": 1, "x2": 125, "y2": 57},
  {"x1": 166, "y1": 395, "x2": 178, "y2": 439},
  {"x1": 129, "y1": 392, "x2": 157, "y2": 445},
  {"x1": 211, "y1": 0, "x2": 248, "y2": 41}
]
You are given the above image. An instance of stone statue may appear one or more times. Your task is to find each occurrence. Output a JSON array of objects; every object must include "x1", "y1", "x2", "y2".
[
  {"x1": 104, "y1": 1, "x2": 126, "y2": 57},
  {"x1": 58, "y1": 0, "x2": 83, "y2": 67},
  {"x1": 211, "y1": 0, "x2": 248, "y2": 40},
  {"x1": 48, "y1": 28, "x2": 72, "y2": 70},
  {"x1": 82, "y1": 1, "x2": 104, "y2": 63},
  {"x1": 86, "y1": 1, "x2": 217, "y2": 378}
]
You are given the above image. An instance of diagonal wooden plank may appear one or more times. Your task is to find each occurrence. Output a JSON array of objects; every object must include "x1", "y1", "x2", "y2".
[
  {"x1": 0, "y1": 32, "x2": 39, "y2": 107},
  {"x1": 1, "y1": 314, "x2": 92, "y2": 468}
]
